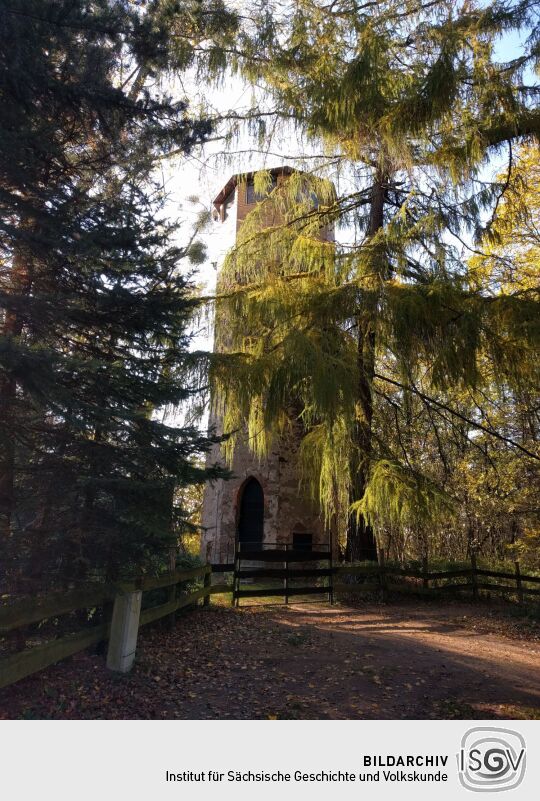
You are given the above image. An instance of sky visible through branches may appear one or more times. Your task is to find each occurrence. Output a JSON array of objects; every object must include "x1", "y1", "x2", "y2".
[{"x1": 156, "y1": 21, "x2": 536, "y2": 440}]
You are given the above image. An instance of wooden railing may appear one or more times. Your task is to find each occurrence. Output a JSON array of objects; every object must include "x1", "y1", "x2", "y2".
[
  {"x1": 333, "y1": 559, "x2": 540, "y2": 603},
  {"x1": 2, "y1": 556, "x2": 539, "y2": 690},
  {"x1": 217, "y1": 555, "x2": 540, "y2": 605},
  {"x1": 232, "y1": 543, "x2": 333, "y2": 605},
  {"x1": 0, "y1": 565, "x2": 229, "y2": 689}
]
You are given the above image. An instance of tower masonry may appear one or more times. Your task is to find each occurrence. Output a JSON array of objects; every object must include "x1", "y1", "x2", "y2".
[{"x1": 201, "y1": 168, "x2": 332, "y2": 564}]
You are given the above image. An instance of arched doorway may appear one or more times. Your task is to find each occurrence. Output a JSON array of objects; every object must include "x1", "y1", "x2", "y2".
[{"x1": 237, "y1": 478, "x2": 264, "y2": 548}]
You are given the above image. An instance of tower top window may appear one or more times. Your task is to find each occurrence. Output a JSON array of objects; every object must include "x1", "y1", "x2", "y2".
[{"x1": 246, "y1": 175, "x2": 277, "y2": 205}]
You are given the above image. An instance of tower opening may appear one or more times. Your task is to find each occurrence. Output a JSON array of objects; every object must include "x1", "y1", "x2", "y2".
[
  {"x1": 237, "y1": 478, "x2": 264, "y2": 547},
  {"x1": 293, "y1": 530, "x2": 313, "y2": 552}
]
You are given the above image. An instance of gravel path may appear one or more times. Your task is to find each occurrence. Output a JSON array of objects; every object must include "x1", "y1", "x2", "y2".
[{"x1": 1, "y1": 601, "x2": 539, "y2": 719}]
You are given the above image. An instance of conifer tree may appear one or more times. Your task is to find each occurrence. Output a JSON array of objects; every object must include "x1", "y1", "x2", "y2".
[
  {"x1": 211, "y1": 0, "x2": 540, "y2": 558},
  {"x1": 0, "y1": 0, "x2": 236, "y2": 589}
]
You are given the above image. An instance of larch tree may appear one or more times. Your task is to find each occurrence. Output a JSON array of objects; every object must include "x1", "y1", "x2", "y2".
[
  {"x1": 461, "y1": 142, "x2": 540, "y2": 566},
  {"x1": 209, "y1": 0, "x2": 540, "y2": 559}
]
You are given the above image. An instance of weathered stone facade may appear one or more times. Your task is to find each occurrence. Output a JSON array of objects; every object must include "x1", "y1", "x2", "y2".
[
  {"x1": 201, "y1": 427, "x2": 327, "y2": 564},
  {"x1": 201, "y1": 169, "x2": 329, "y2": 564}
]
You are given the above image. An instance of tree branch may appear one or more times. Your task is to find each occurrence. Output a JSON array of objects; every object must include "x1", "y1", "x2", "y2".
[{"x1": 374, "y1": 373, "x2": 540, "y2": 462}]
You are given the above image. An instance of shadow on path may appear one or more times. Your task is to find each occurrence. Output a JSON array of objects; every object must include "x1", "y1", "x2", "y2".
[{"x1": 0, "y1": 602, "x2": 539, "y2": 719}]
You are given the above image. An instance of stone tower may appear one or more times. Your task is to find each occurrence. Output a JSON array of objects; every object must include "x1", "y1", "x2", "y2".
[{"x1": 201, "y1": 167, "x2": 332, "y2": 564}]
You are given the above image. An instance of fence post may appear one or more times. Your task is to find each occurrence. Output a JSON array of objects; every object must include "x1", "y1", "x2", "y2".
[
  {"x1": 167, "y1": 551, "x2": 177, "y2": 629},
  {"x1": 514, "y1": 561, "x2": 524, "y2": 605},
  {"x1": 204, "y1": 565, "x2": 211, "y2": 607},
  {"x1": 233, "y1": 545, "x2": 239, "y2": 607},
  {"x1": 284, "y1": 544, "x2": 289, "y2": 605},
  {"x1": 106, "y1": 590, "x2": 142, "y2": 673},
  {"x1": 422, "y1": 555, "x2": 429, "y2": 593},
  {"x1": 470, "y1": 551, "x2": 478, "y2": 601},
  {"x1": 329, "y1": 541, "x2": 334, "y2": 605}
]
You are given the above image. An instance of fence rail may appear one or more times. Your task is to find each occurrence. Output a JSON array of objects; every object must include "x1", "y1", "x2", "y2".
[
  {"x1": 333, "y1": 560, "x2": 540, "y2": 600},
  {"x1": 0, "y1": 565, "x2": 213, "y2": 635},
  {"x1": 232, "y1": 543, "x2": 333, "y2": 606},
  {"x1": 230, "y1": 546, "x2": 540, "y2": 607},
  {"x1": 0, "y1": 565, "x2": 229, "y2": 689},
  {"x1": 236, "y1": 549, "x2": 332, "y2": 562}
]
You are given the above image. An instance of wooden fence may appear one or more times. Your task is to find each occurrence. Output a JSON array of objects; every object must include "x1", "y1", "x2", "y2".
[
  {"x1": 232, "y1": 543, "x2": 333, "y2": 604},
  {"x1": 0, "y1": 565, "x2": 228, "y2": 690},
  {"x1": 1, "y1": 557, "x2": 539, "y2": 691},
  {"x1": 332, "y1": 558, "x2": 540, "y2": 604},
  {"x1": 216, "y1": 551, "x2": 540, "y2": 606}
]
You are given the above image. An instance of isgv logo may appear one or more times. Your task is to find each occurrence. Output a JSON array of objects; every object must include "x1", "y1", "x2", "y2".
[{"x1": 458, "y1": 727, "x2": 526, "y2": 792}]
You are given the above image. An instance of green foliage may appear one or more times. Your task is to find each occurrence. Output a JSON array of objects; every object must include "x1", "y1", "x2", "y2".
[
  {"x1": 299, "y1": 420, "x2": 352, "y2": 545},
  {"x1": 0, "y1": 0, "x2": 229, "y2": 590},
  {"x1": 352, "y1": 459, "x2": 454, "y2": 533},
  {"x1": 209, "y1": 0, "x2": 540, "y2": 560}
]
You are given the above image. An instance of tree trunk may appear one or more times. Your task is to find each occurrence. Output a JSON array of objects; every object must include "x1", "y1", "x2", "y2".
[
  {"x1": 0, "y1": 248, "x2": 32, "y2": 539},
  {"x1": 345, "y1": 172, "x2": 386, "y2": 562}
]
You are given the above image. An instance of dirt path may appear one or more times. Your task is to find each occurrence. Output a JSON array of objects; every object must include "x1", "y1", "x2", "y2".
[{"x1": 1, "y1": 602, "x2": 539, "y2": 719}]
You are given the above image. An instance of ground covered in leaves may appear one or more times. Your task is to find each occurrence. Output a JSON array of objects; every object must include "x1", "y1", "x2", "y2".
[{"x1": 1, "y1": 601, "x2": 539, "y2": 719}]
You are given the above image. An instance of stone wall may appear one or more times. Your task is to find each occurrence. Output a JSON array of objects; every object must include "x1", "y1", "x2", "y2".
[{"x1": 201, "y1": 419, "x2": 326, "y2": 564}]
